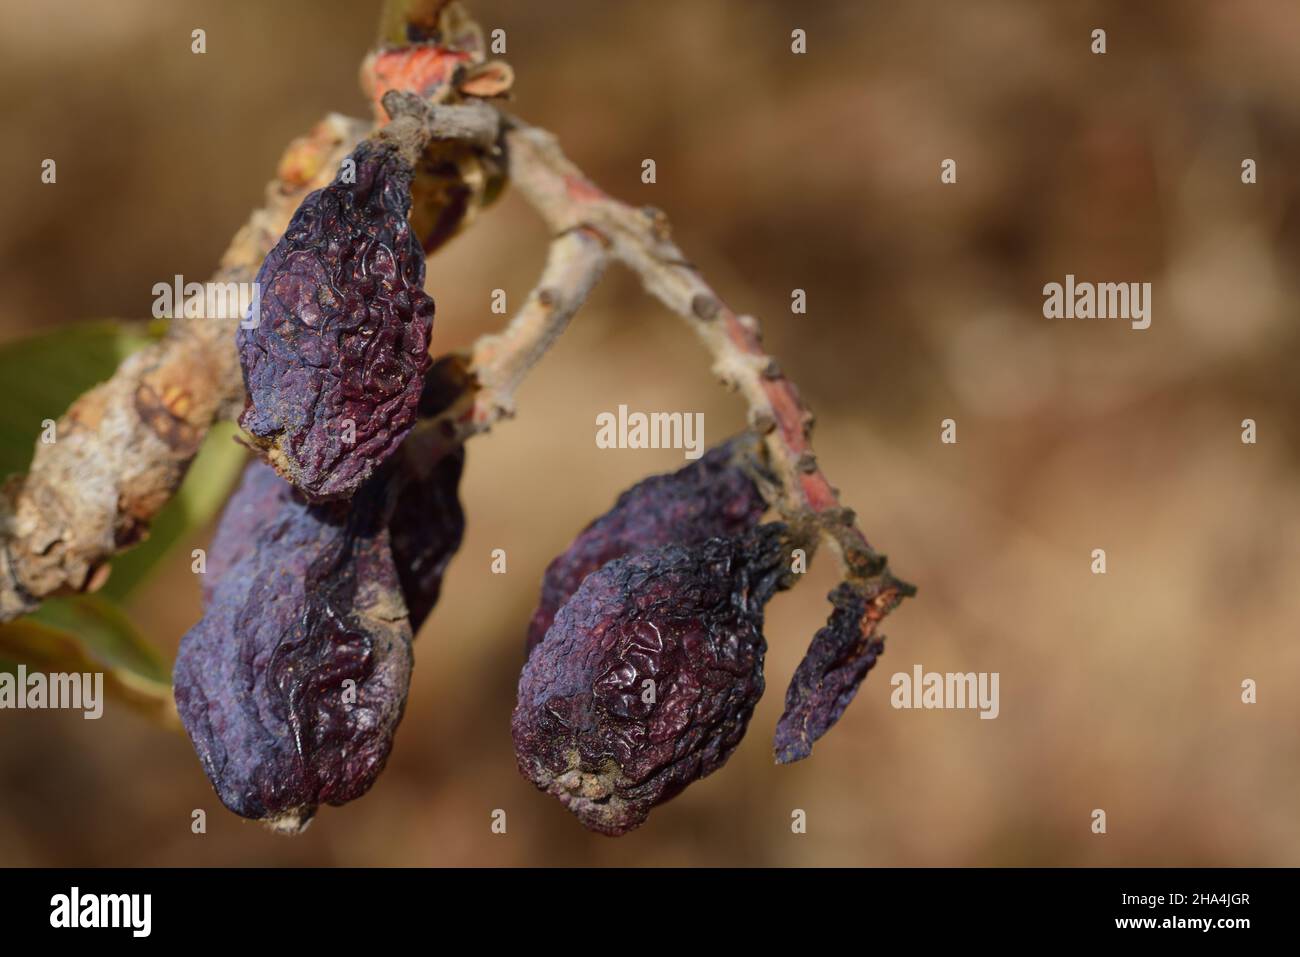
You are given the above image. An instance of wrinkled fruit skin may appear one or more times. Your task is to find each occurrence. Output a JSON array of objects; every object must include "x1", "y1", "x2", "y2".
[
  {"x1": 388, "y1": 430, "x2": 465, "y2": 631},
  {"x1": 238, "y1": 139, "x2": 434, "y2": 502},
  {"x1": 200, "y1": 461, "x2": 292, "y2": 607},
  {"x1": 174, "y1": 462, "x2": 413, "y2": 832},
  {"x1": 525, "y1": 436, "x2": 766, "y2": 652},
  {"x1": 513, "y1": 524, "x2": 790, "y2": 836},
  {"x1": 773, "y1": 583, "x2": 884, "y2": 764}
]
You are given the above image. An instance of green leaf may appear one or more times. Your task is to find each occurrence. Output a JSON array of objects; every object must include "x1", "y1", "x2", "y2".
[
  {"x1": 377, "y1": 0, "x2": 422, "y2": 46},
  {"x1": 0, "y1": 319, "x2": 246, "y2": 600},
  {"x1": 27, "y1": 594, "x2": 169, "y2": 684},
  {"x1": 0, "y1": 321, "x2": 186, "y2": 725},
  {"x1": 0, "y1": 319, "x2": 159, "y2": 480},
  {"x1": 0, "y1": 321, "x2": 248, "y2": 732},
  {"x1": 0, "y1": 600, "x2": 178, "y2": 728},
  {"x1": 101, "y1": 421, "x2": 246, "y2": 600}
]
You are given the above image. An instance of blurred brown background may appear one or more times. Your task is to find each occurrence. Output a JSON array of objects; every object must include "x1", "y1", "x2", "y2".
[{"x1": 2, "y1": 0, "x2": 1299, "y2": 866}]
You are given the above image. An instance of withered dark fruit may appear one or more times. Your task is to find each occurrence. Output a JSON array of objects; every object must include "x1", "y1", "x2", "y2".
[
  {"x1": 512, "y1": 524, "x2": 792, "y2": 836},
  {"x1": 525, "y1": 436, "x2": 767, "y2": 653},
  {"x1": 200, "y1": 461, "x2": 293, "y2": 607},
  {"x1": 388, "y1": 429, "x2": 466, "y2": 631},
  {"x1": 174, "y1": 463, "x2": 413, "y2": 832},
  {"x1": 237, "y1": 138, "x2": 434, "y2": 502},
  {"x1": 773, "y1": 582, "x2": 885, "y2": 764},
  {"x1": 206, "y1": 432, "x2": 465, "y2": 627}
]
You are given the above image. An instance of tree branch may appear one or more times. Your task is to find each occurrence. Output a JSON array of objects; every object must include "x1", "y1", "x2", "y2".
[
  {"x1": 420, "y1": 227, "x2": 608, "y2": 451},
  {"x1": 501, "y1": 119, "x2": 912, "y2": 602},
  {"x1": 0, "y1": 116, "x2": 375, "y2": 622},
  {"x1": 1, "y1": 34, "x2": 910, "y2": 694},
  {"x1": 1, "y1": 0, "x2": 911, "y2": 772},
  {"x1": 380, "y1": 92, "x2": 501, "y2": 151}
]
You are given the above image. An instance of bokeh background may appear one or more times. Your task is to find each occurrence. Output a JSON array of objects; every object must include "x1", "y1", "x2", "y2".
[{"x1": 1, "y1": 0, "x2": 1298, "y2": 866}]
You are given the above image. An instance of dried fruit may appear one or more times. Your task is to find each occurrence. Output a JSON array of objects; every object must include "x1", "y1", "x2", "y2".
[
  {"x1": 774, "y1": 583, "x2": 885, "y2": 764},
  {"x1": 174, "y1": 466, "x2": 413, "y2": 832},
  {"x1": 204, "y1": 434, "x2": 464, "y2": 630},
  {"x1": 200, "y1": 461, "x2": 292, "y2": 607},
  {"x1": 388, "y1": 430, "x2": 465, "y2": 631},
  {"x1": 237, "y1": 138, "x2": 434, "y2": 502},
  {"x1": 512, "y1": 524, "x2": 791, "y2": 835},
  {"x1": 525, "y1": 436, "x2": 766, "y2": 652}
]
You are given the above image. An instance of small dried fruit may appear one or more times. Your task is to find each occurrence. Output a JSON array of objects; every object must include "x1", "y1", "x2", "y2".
[
  {"x1": 525, "y1": 436, "x2": 766, "y2": 652},
  {"x1": 206, "y1": 433, "x2": 464, "y2": 629},
  {"x1": 237, "y1": 138, "x2": 434, "y2": 502},
  {"x1": 174, "y1": 465, "x2": 413, "y2": 832},
  {"x1": 512, "y1": 524, "x2": 791, "y2": 835},
  {"x1": 773, "y1": 583, "x2": 885, "y2": 764},
  {"x1": 200, "y1": 461, "x2": 293, "y2": 607},
  {"x1": 388, "y1": 430, "x2": 466, "y2": 631}
]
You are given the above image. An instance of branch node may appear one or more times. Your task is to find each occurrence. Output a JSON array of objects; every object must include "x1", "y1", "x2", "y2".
[
  {"x1": 691, "y1": 293, "x2": 721, "y2": 321},
  {"x1": 749, "y1": 410, "x2": 777, "y2": 434},
  {"x1": 641, "y1": 205, "x2": 671, "y2": 241}
]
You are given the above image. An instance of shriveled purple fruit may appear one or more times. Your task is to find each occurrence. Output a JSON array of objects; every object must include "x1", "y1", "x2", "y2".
[
  {"x1": 773, "y1": 582, "x2": 885, "y2": 764},
  {"x1": 237, "y1": 138, "x2": 434, "y2": 502},
  {"x1": 200, "y1": 460, "x2": 292, "y2": 607},
  {"x1": 513, "y1": 524, "x2": 791, "y2": 836},
  {"x1": 388, "y1": 430, "x2": 465, "y2": 631},
  {"x1": 526, "y1": 436, "x2": 767, "y2": 653},
  {"x1": 202, "y1": 443, "x2": 465, "y2": 629},
  {"x1": 174, "y1": 470, "x2": 413, "y2": 832}
]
